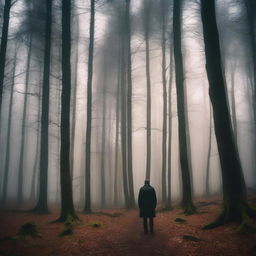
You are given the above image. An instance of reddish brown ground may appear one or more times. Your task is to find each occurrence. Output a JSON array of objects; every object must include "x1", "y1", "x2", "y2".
[{"x1": 0, "y1": 197, "x2": 256, "y2": 256}]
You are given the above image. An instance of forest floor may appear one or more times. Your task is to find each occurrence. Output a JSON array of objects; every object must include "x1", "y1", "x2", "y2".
[{"x1": 0, "y1": 195, "x2": 256, "y2": 256}]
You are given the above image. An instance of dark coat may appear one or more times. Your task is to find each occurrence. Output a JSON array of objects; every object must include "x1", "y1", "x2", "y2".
[{"x1": 138, "y1": 185, "x2": 157, "y2": 218}]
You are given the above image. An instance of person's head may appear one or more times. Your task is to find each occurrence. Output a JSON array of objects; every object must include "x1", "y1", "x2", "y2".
[{"x1": 144, "y1": 180, "x2": 150, "y2": 185}]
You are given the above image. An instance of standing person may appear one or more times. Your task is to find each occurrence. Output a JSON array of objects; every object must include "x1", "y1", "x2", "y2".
[{"x1": 138, "y1": 180, "x2": 157, "y2": 234}]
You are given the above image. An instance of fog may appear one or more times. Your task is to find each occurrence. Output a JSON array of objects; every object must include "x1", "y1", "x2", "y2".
[{"x1": 0, "y1": 0, "x2": 255, "y2": 211}]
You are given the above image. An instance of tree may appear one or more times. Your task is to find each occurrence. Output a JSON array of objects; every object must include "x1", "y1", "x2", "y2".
[
  {"x1": 166, "y1": 36, "x2": 173, "y2": 209},
  {"x1": 100, "y1": 63, "x2": 107, "y2": 208},
  {"x1": 201, "y1": 0, "x2": 256, "y2": 229},
  {"x1": 143, "y1": 0, "x2": 152, "y2": 181},
  {"x1": 58, "y1": 0, "x2": 77, "y2": 221},
  {"x1": 83, "y1": 0, "x2": 95, "y2": 213},
  {"x1": 0, "y1": 0, "x2": 12, "y2": 117},
  {"x1": 17, "y1": 34, "x2": 33, "y2": 205},
  {"x1": 161, "y1": 0, "x2": 168, "y2": 207},
  {"x1": 205, "y1": 102, "x2": 212, "y2": 196},
  {"x1": 125, "y1": 0, "x2": 135, "y2": 208},
  {"x1": 33, "y1": 0, "x2": 52, "y2": 214},
  {"x1": 173, "y1": 0, "x2": 196, "y2": 214},
  {"x1": 1, "y1": 46, "x2": 18, "y2": 207}
]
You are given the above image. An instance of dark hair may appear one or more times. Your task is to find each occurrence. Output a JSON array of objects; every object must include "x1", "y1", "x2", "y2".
[{"x1": 144, "y1": 180, "x2": 150, "y2": 185}]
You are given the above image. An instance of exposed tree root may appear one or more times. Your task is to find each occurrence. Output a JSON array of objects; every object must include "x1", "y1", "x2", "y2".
[{"x1": 203, "y1": 203, "x2": 256, "y2": 231}]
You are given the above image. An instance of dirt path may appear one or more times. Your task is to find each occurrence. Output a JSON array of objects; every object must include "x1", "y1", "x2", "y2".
[{"x1": 0, "y1": 202, "x2": 256, "y2": 256}]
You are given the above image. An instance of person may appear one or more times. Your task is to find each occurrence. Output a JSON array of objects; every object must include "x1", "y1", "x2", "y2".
[{"x1": 138, "y1": 180, "x2": 157, "y2": 234}]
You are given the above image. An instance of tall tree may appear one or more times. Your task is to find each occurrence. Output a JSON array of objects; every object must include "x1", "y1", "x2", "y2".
[
  {"x1": 58, "y1": 0, "x2": 77, "y2": 221},
  {"x1": 205, "y1": 102, "x2": 212, "y2": 196},
  {"x1": 17, "y1": 34, "x2": 33, "y2": 205},
  {"x1": 1, "y1": 46, "x2": 17, "y2": 207},
  {"x1": 166, "y1": 38, "x2": 173, "y2": 209},
  {"x1": 83, "y1": 0, "x2": 95, "y2": 213},
  {"x1": 173, "y1": 0, "x2": 196, "y2": 214},
  {"x1": 32, "y1": 0, "x2": 52, "y2": 214},
  {"x1": 0, "y1": 0, "x2": 12, "y2": 117},
  {"x1": 114, "y1": 43, "x2": 121, "y2": 205},
  {"x1": 143, "y1": 0, "x2": 152, "y2": 180},
  {"x1": 100, "y1": 63, "x2": 107, "y2": 208},
  {"x1": 161, "y1": 0, "x2": 168, "y2": 207},
  {"x1": 244, "y1": 0, "x2": 256, "y2": 123},
  {"x1": 120, "y1": 10, "x2": 130, "y2": 208},
  {"x1": 125, "y1": 0, "x2": 135, "y2": 208},
  {"x1": 70, "y1": 16, "x2": 79, "y2": 180},
  {"x1": 201, "y1": 0, "x2": 256, "y2": 229}
]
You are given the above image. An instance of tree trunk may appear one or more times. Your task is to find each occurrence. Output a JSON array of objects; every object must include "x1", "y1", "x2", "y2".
[
  {"x1": 144, "y1": 0, "x2": 152, "y2": 181},
  {"x1": 173, "y1": 0, "x2": 196, "y2": 214},
  {"x1": 33, "y1": 0, "x2": 52, "y2": 214},
  {"x1": 120, "y1": 17, "x2": 130, "y2": 208},
  {"x1": 83, "y1": 0, "x2": 95, "y2": 213},
  {"x1": 114, "y1": 46, "x2": 121, "y2": 205},
  {"x1": 161, "y1": 0, "x2": 168, "y2": 207},
  {"x1": 30, "y1": 90, "x2": 41, "y2": 202},
  {"x1": 0, "y1": 0, "x2": 11, "y2": 116},
  {"x1": 125, "y1": 0, "x2": 135, "y2": 208},
  {"x1": 17, "y1": 34, "x2": 33, "y2": 206},
  {"x1": 166, "y1": 39, "x2": 173, "y2": 209},
  {"x1": 205, "y1": 102, "x2": 212, "y2": 196},
  {"x1": 1, "y1": 46, "x2": 17, "y2": 207},
  {"x1": 201, "y1": 0, "x2": 256, "y2": 229},
  {"x1": 100, "y1": 66, "x2": 107, "y2": 208},
  {"x1": 70, "y1": 17, "x2": 79, "y2": 180},
  {"x1": 58, "y1": 0, "x2": 77, "y2": 221}
]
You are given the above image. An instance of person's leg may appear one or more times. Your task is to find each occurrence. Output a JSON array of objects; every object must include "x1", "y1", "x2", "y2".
[
  {"x1": 143, "y1": 217, "x2": 148, "y2": 234},
  {"x1": 149, "y1": 217, "x2": 154, "y2": 233}
]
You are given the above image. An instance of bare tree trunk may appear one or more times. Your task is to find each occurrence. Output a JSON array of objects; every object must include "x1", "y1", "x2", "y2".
[
  {"x1": 58, "y1": 0, "x2": 77, "y2": 221},
  {"x1": 173, "y1": 0, "x2": 196, "y2": 214},
  {"x1": 125, "y1": 0, "x2": 135, "y2": 208},
  {"x1": 144, "y1": 0, "x2": 152, "y2": 181},
  {"x1": 161, "y1": 0, "x2": 168, "y2": 207},
  {"x1": 30, "y1": 91, "x2": 41, "y2": 202},
  {"x1": 1, "y1": 46, "x2": 17, "y2": 207},
  {"x1": 120, "y1": 18, "x2": 130, "y2": 208},
  {"x1": 166, "y1": 40, "x2": 173, "y2": 209},
  {"x1": 70, "y1": 17, "x2": 79, "y2": 180},
  {"x1": 205, "y1": 102, "x2": 212, "y2": 196},
  {"x1": 17, "y1": 35, "x2": 33, "y2": 206},
  {"x1": 0, "y1": 0, "x2": 11, "y2": 116},
  {"x1": 33, "y1": 0, "x2": 52, "y2": 214},
  {"x1": 83, "y1": 0, "x2": 95, "y2": 214},
  {"x1": 201, "y1": 0, "x2": 256, "y2": 229},
  {"x1": 114, "y1": 48, "x2": 121, "y2": 205},
  {"x1": 100, "y1": 66, "x2": 107, "y2": 208}
]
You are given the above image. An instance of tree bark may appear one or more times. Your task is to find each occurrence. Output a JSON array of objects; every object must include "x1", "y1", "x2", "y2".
[
  {"x1": 205, "y1": 102, "x2": 212, "y2": 196},
  {"x1": 0, "y1": 0, "x2": 11, "y2": 116},
  {"x1": 70, "y1": 17, "x2": 79, "y2": 180},
  {"x1": 125, "y1": 0, "x2": 135, "y2": 208},
  {"x1": 201, "y1": 0, "x2": 256, "y2": 229},
  {"x1": 83, "y1": 0, "x2": 95, "y2": 214},
  {"x1": 100, "y1": 65, "x2": 107, "y2": 208},
  {"x1": 173, "y1": 0, "x2": 196, "y2": 214},
  {"x1": 58, "y1": 0, "x2": 77, "y2": 221},
  {"x1": 144, "y1": 0, "x2": 152, "y2": 181},
  {"x1": 161, "y1": 0, "x2": 168, "y2": 207},
  {"x1": 33, "y1": 0, "x2": 52, "y2": 214},
  {"x1": 17, "y1": 34, "x2": 33, "y2": 206},
  {"x1": 1, "y1": 46, "x2": 17, "y2": 207},
  {"x1": 166, "y1": 39, "x2": 173, "y2": 209}
]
